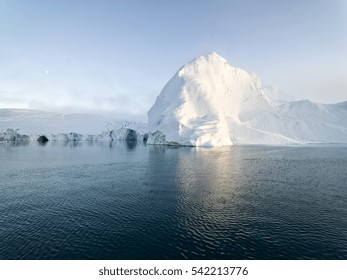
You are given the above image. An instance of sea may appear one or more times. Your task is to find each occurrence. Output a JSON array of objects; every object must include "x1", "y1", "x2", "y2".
[{"x1": 1, "y1": 141, "x2": 346, "y2": 259}]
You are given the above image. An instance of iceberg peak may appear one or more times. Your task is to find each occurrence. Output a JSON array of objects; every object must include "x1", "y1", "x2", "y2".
[
  {"x1": 178, "y1": 51, "x2": 228, "y2": 76},
  {"x1": 200, "y1": 51, "x2": 227, "y2": 62}
]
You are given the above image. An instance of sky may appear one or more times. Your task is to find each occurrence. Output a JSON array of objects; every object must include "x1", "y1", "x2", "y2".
[{"x1": 0, "y1": 0, "x2": 346, "y2": 119}]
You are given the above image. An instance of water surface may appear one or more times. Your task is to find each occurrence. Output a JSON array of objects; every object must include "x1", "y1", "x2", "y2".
[{"x1": 1, "y1": 142, "x2": 346, "y2": 259}]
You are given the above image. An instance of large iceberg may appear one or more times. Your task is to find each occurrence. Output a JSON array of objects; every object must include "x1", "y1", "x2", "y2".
[{"x1": 147, "y1": 52, "x2": 347, "y2": 146}]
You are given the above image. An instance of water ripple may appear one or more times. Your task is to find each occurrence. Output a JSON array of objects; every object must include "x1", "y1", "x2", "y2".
[{"x1": 1, "y1": 143, "x2": 347, "y2": 259}]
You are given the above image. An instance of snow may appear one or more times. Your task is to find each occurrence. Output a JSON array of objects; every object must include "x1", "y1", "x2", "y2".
[
  {"x1": 1, "y1": 52, "x2": 346, "y2": 146},
  {"x1": 148, "y1": 52, "x2": 347, "y2": 146},
  {"x1": 0, "y1": 109, "x2": 148, "y2": 143}
]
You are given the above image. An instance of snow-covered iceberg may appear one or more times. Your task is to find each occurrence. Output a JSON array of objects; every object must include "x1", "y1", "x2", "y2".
[
  {"x1": 0, "y1": 109, "x2": 148, "y2": 143},
  {"x1": 147, "y1": 52, "x2": 347, "y2": 146},
  {"x1": 0, "y1": 128, "x2": 30, "y2": 142}
]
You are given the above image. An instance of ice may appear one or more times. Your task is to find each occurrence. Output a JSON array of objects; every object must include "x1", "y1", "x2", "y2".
[
  {"x1": 1, "y1": 52, "x2": 346, "y2": 146},
  {"x1": 148, "y1": 52, "x2": 347, "y2": 146},
  {"x1": 0, "y1": 109, "x2": 148, "y2": 143}
]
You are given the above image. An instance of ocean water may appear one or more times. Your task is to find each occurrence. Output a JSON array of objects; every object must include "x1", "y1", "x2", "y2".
[{"x1": 1, "y1": 141, "x2": 346, "y2": 260}]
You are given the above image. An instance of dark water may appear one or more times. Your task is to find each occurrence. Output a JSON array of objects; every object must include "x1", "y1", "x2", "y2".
[{"x1": 1, "y1": 141, "x2": 347, "y2": 260}]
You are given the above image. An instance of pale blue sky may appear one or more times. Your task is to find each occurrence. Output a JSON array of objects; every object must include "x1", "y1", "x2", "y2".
[{"x1": 1, "y1": 0, "x2": 346, "y2": 119}]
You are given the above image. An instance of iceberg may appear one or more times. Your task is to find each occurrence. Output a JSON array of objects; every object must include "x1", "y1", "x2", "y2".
[
  {"x1": 0, "y1": 109, "x2": 148, "y2": 143},
  {"x1": 0, "y1": 128, "x2": 30, "y2": 143},
  {"x1": 148, "y1": 52, "x2": 347, "y2": 146}
]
